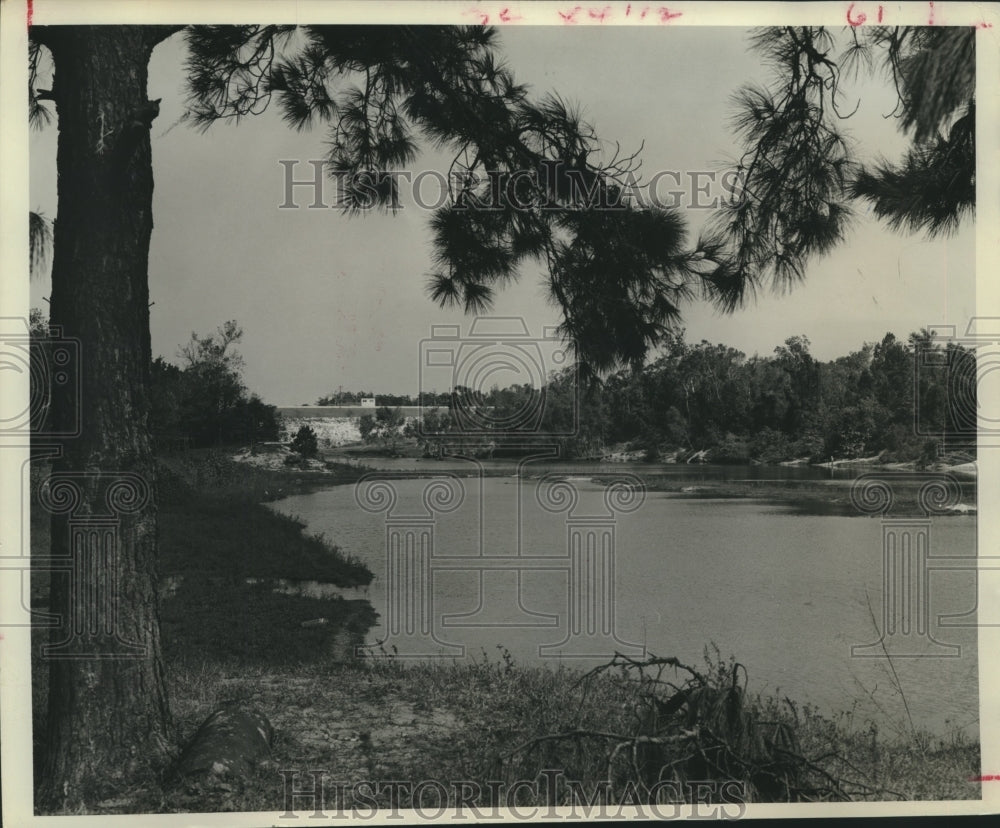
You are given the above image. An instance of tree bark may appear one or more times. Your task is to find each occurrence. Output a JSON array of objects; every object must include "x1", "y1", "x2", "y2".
[{"x1": 37, "y1": 26, "x2": 173, "y2": 812}]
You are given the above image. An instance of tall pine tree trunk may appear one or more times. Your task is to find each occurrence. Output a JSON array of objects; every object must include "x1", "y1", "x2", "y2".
[{"x1": 36, "y1": 26, "x2": 173, "y2": 812}]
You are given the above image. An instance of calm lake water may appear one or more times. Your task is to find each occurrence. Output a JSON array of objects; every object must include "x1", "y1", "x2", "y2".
[{"x1": 272, "y1": 463, "x2": 979, "y2": 736}]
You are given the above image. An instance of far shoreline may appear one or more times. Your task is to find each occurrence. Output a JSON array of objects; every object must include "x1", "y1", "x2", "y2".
[{"x1": 238, "y1": 444, "x2": 977, "y2": 518}]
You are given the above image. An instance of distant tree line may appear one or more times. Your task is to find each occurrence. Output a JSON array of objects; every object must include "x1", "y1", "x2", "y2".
[
  {"x1": 149, "y1": 321, "x2": 280, "y2": 450},
  {"x1": 316, "y1": 389, "x2": 452, "y2": 407},
  {"x1": 588, "y1": 329, "x2": 975, "y2": 464},
  {"x1": 28, "y1": 311, "x2": 281, "y2": 451},
  {"x1": 365, "y1": 329, "x2": 975, "y2": 464},
  {"x1": 137, "y1": 320, "x2": 972, "y2": 461},
  {"x1": 358, "y1": 406, "x2": 409, "y2": 454}
]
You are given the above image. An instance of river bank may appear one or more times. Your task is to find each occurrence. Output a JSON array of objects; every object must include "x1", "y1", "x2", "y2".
[
  {"x1": 246, "y1": 439, "x2": 978, "y2": 518},
  {"x1": 637, "y1": 475, "x2": 978, "y2": 517},
  {"x1": 153, "y1": 654, "x2": 979, "y2": 813},
  {"x1": 30, "y1": 450, "x2": 982, "y2": 811}
]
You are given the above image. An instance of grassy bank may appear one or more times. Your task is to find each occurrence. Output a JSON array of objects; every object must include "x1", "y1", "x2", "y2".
[
  {"x1": 139, "y1": 651, "x2": 979, "y2": 813},
  {"x1": 154, "y1": 453, "x2": 376, "y2": 664},
  {"x1": 30, "y1": 452, "x2": 981, "y2": 812},
  {"x1": 30, "y1": 451, "x2": 376, "y2": 789}
]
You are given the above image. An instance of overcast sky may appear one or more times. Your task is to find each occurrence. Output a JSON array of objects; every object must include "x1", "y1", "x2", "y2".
[{"x1": 29, "y1": 25, "x2": 975, "y2": 405}]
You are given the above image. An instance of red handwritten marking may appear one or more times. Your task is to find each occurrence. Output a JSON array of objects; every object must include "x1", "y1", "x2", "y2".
[
  {"x1": 588, "y1": 6, "x2": 611, "y2": 22},
  {"x1": 657, "y1": 6, "x2": 682, "y2": 23},
  {"x1": 877, "y1": 5, "x2": 883, "y2": 22},
  {"x1": 977, "y1": 21, "x2": 994, "y2": 28},
  {"x1": 498, "y1": 7, "x2": 521, "y2": 23},
  {"x1": 847, "y1": 3, "x2": 866, "y2": 26},
  {"x1": 628, "y1": 5, "x2": 652, "y2": 19},
  {"x1": 27, "y1": 0, "x2": 33, "y2": 28},
  {"x1": 558, "y1": 6, "x2": 583, "y2": 23},
  {"x1": 928, "y1": 0, "x2": 935, "y2": 25},
  {"x1": 970, "y1": 775, "x2": 1000, "y2": 782}
]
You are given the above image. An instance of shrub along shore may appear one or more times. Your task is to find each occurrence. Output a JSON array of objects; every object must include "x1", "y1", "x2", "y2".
[{"x1": 30, "y1": 450, "x2": 981, "y2": 812}]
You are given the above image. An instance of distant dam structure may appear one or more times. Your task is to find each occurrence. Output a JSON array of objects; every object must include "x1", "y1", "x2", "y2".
[
  {"x1": 278, "y1": 404, "x2": 425, "y2": 419},
  {"x1": 276, "y1": 403, "x2": 426, "y2": 446}
]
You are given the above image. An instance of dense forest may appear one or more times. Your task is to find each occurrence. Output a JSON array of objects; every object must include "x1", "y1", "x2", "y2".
[
  {"x1": 57, "y1": 318, "x2": 969, "y2": 463},
  {"x1": 323, "y1": 329, "x2": 976, "y2": 465},
  {"x1": 147, "y1": 322, "x2": 281, "y2": 450}
]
